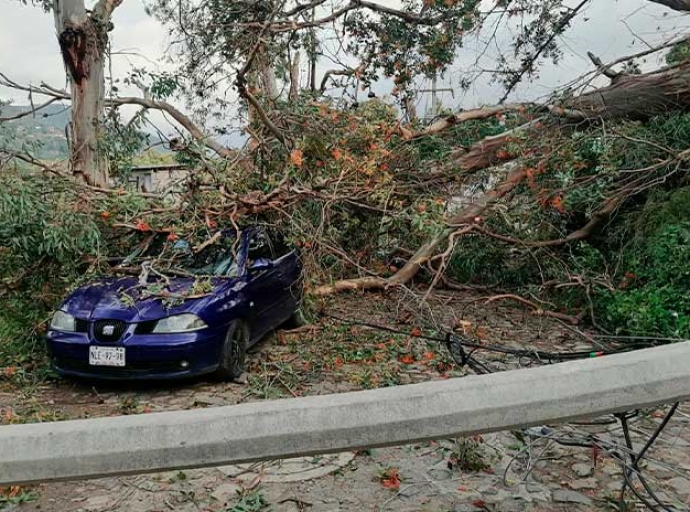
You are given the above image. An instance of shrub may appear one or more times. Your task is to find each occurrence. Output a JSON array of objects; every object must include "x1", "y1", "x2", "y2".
[{"x1": 599, "y1": 222, "x2": 690, "y2": 338}]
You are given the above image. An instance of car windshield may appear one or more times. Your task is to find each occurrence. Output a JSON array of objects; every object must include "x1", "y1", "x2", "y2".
[{"x1": 121, "y1": 232, "x2": 240, "y2": 277}]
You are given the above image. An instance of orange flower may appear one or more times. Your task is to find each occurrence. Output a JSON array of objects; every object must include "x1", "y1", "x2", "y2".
[
  {"x1": 135, "y1": 220, "x2": 151, "y2": 232},
  {"x1": 423, "y1": 352, "x2": 435, "y2": 361},
  {"x1": 380, "y1": 468, "x2": 401, "y2": 490},
  {"x1": 331, "y1": 148, "x2": 343, "y2": 160},
  {"x1": 551, "y1": 195, "x2": 566, "y2": 213},
  {"x1": 166, "y1": 232, "x2": 178, "y2": 242},
  {"x1": 382, "y1": 477, "x2": 400, "y2": 489},
  {"x1": 100, "y1": 211, "x2": 111, "y2": 220},
  {"x1": 410, "y1": 327, "x2": 422, "y2": 337},
  {"x1": 399, "y1": 354, "x2": 415, "y2": 364},
  {"x1": 290, "y1": 149, "x2": 304, "y2": 167}
]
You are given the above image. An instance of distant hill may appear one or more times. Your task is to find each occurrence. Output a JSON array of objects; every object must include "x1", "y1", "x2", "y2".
[
  {"x1": 1, "y1": 103, "x2": 243, "y2": 160},
  {"x1": 0, "y1": 104, "x2": 174, "y2": 160},
  {"x1": 2, "y1": 103, "x2": 71, "y2": 130},
  {"x1": 1, "y1": 103, "x2": 70, "y2": 159}
]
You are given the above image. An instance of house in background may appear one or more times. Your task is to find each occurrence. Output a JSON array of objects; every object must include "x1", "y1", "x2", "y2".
[{"x1": 126, "y1": 164, "x2": 190, "y2": 194}]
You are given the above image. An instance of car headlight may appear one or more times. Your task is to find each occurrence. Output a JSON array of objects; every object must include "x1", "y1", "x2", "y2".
[
  {"x1": 152, "y1": 314, "x2": 208, "y2": 333},
  {"x1": 50, "y1": 310, "x2": 76, "y2": 332}
]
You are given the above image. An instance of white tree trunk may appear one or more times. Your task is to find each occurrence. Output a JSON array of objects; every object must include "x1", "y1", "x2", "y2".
[
  {"x1": 54, "y1": 0, "x2": 112, "y2": 187},
  {"x1": 289, "y1": 51, "x2": 301, "y2": 100}
]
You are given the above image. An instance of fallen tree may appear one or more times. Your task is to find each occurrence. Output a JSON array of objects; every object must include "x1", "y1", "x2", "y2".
[
  {"x1": 406, "y1": 59, "x2": 690, "y2": 172},
  {"x1": 4, "y1": 0, "x2": 690, "y2": 370},
  {"x1": 313, "y1": 164, "x2": 528, "y2": 295}
]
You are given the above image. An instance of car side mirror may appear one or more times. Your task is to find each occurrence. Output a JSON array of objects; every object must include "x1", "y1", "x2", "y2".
[{"x1": 249, "y1": 258, "x2": 273, "y2": 273}]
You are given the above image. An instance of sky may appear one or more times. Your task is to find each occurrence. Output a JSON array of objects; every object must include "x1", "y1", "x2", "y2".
[{"x1": 1, "y1": 0, "x2": 689, "y2": 144}]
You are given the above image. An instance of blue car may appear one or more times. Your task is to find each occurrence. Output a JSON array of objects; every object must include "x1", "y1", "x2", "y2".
[{"x1": 46, "y1": 227, "x2": 303, "y2": 381}]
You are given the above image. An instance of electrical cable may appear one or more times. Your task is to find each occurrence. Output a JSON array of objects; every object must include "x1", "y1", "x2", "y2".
[
  {"x1": 322, "y1": 311, "x2": 687, "y2": 511},
  {"x1": 617, "y1": 405, "x2": 681, "y2": 512},
  {"x1": 322, "y1": 312, "x2": 642, "y2": 368}
]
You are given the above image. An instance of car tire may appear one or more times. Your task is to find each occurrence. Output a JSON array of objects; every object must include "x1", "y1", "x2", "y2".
[
  {"x1": 284, "y1": 306, "x2": 308, "y2": 329},
  {"x1": 214, "y1": 320, "x2": 248, "y2": 382}
]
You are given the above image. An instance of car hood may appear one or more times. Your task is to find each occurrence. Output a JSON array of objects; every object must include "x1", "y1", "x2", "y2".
[{"x1": 60, "y1": 276, "x2": 244, "y2": 322}]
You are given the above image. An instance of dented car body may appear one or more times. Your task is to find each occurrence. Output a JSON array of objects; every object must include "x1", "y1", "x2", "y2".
[{"x1": 46, "y1": 227, "x2": 302, "y2": 380}]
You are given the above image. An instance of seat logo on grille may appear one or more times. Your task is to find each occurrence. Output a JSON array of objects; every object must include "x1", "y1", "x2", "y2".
[{"x1": 102, "y1": 325, "x2": 115, "y2": 336}]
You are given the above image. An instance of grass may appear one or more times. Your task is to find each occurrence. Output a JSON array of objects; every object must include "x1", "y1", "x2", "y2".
[
  {"x1": 243, "y1": 320, "x2": 462, "y2": 400},
  {"x1": 227, "y1": 490, "x2": 269, "y2": 512},
  {"x1": 0, "y1": 487, "x2": 38, "y2": 509}
]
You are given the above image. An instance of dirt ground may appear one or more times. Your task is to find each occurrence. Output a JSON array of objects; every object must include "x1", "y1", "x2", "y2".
[{"x1": 1, "y1": 290, "x2": 689, "y2": 511}]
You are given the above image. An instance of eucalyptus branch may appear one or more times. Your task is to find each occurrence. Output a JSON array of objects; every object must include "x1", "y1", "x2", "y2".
[
  {"x1": 0, "y1": 98, "x2": 61, "y2": 122},
  {"x1": 499, "y1": 0, "x2": 591, "y2": 103}
]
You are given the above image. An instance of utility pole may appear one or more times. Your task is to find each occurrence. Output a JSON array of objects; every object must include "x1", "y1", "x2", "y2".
[
  {"x1": 418, "y1": 75, "x2": 454, "y2": 120},
  {"x1": 309, "y1": 7, "x2": 317, "y2": 93}
]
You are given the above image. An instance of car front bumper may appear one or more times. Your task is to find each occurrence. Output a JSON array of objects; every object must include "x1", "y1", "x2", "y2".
[{"x1": 46, "y1": 328, "x2": 225, "y2": 380}]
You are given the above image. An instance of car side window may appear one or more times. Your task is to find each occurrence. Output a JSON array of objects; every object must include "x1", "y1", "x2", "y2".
[
  {"x1": 247, "y1": 229, "x2": 274, "y2": 261},
  {"x1": 268, "y1": 229, "x2": 291, "y2": 258}
]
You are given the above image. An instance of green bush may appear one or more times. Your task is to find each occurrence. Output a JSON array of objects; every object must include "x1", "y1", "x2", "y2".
[
  {"x1": 599, "y1": 222, "x2": 690, "y2": 338},
  {"x1": 0, "y1": 172, "x2": 103, "y2": 369}
]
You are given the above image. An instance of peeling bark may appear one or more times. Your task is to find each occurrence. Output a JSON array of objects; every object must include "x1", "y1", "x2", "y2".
[
  {"x1": 421, "y1": 62, "x2": 690, "y2": 174},
  {"x1": 54, "y1": 0, "x2": 119, "y2": 188},
  {"x1": 402, "y1": 105, "x2": 522, "y2": 140},
  {"x1": 569, "y1": 62, "x2": 690, "y2": 120},
  {"x1": 289, "y1": 51, "x2": 301, "y2": 100}
]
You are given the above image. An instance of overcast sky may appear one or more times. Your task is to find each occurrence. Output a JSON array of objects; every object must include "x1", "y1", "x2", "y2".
[{"x1": 1, "y1": 0, "x2": 689, "y2": 143}]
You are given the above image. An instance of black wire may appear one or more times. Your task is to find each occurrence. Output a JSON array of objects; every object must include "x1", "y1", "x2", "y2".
[
  {"x1": 617, "y1": 405, "x2": 681, "y2": 512},
  {"x1": 634, "y1": 403, "x2": 679, "y2": 467},
  {"x1": 322, "y1": 312, "x2": 636, "y2": 366},
  {"x1": 324, "y1": 311, "x2": 687, "y2": 510},
  {"x1": 593, "y1": 335, "x2": 687, "y2": 345},
  {"x1": 622, "y1": 465, "x2": 667, "y2": 512}
]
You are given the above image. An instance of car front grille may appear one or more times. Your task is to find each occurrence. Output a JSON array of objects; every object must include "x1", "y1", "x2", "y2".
[{"x1": 93, "y1": 320, "x2": 127, "y2": 343}]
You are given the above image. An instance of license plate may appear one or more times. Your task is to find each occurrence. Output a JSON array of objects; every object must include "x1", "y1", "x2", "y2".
[{"x1": 89, "y1": 346, "x2": 126, "y2": 367}]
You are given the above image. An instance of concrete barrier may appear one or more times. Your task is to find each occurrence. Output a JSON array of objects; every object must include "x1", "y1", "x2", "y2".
[{"x1": 2, "y1": 341, "x2": 689, "y2": 485}]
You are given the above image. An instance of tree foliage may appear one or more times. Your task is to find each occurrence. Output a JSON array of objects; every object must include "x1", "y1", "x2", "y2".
[{"x1": 3, "y1": 0, "x2": 690, "y2": 379}]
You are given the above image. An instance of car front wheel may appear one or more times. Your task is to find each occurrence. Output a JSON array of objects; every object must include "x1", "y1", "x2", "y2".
[
  {"x1": 284, "y1": 306, "x2": 308, "y2": 329},
  {"x1": 213, "y1": 320, "x2": 248, "y2": 382}
]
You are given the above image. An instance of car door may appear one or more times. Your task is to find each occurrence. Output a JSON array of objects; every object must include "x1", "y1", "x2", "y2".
[
  {"x1": 267, "y1": 228, "x2": 302, "y2": 318},
  {"x1": 244, "y1": 228, "x2": 285, "y2": 342}
]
